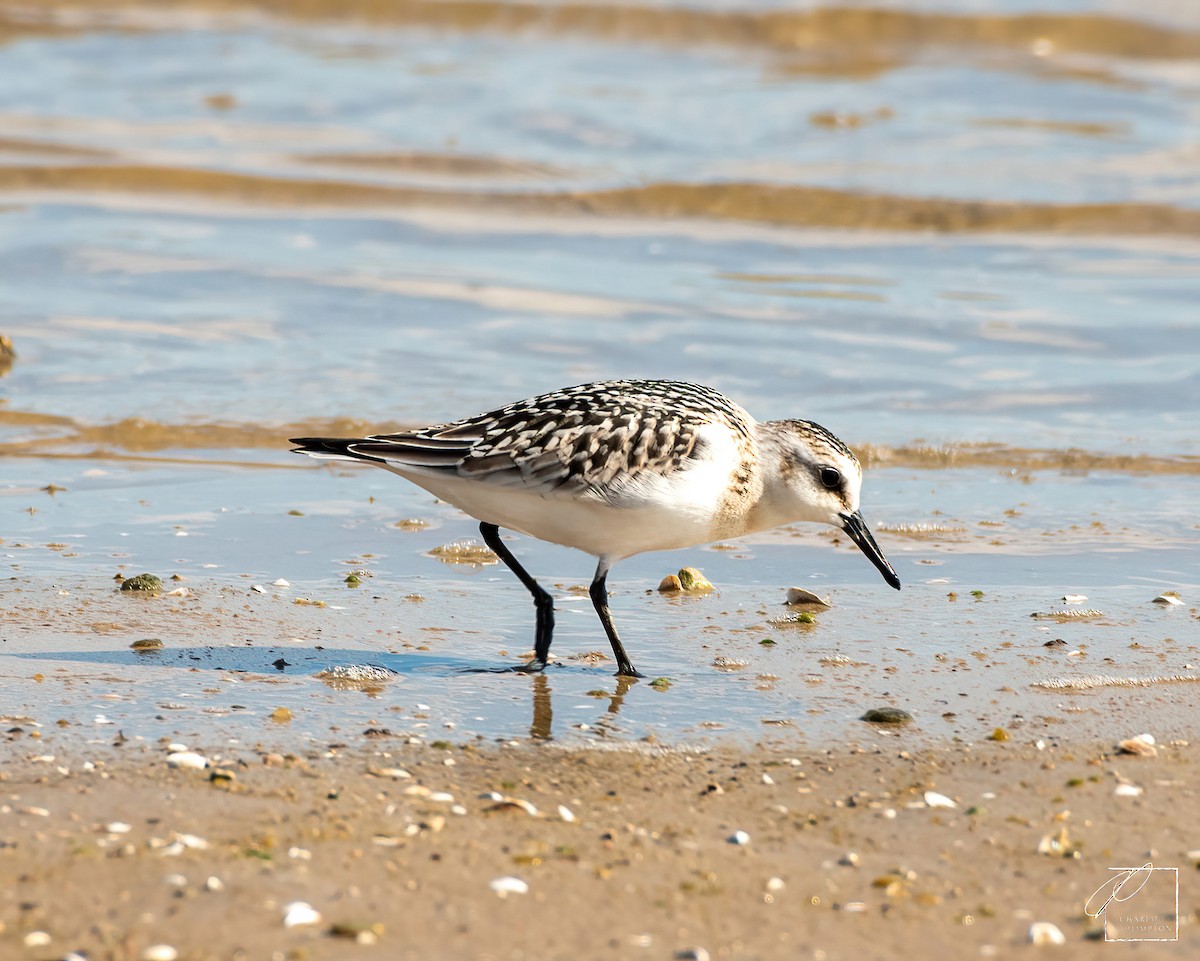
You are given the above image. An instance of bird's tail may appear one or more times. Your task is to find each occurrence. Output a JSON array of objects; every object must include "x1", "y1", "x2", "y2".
[{"x1": 289, "y1": 437, "x2": 387, "y2": 464}]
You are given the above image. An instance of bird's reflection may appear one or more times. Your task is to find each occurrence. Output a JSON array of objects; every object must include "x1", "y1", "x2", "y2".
[{"x1": 528, "y1": 672, "x2": 637, "y2": 741}]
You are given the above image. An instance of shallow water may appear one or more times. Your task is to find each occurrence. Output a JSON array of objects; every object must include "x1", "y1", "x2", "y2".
[{"x1": 2, "y1": 0, "x2": 1198, "y2": 747}]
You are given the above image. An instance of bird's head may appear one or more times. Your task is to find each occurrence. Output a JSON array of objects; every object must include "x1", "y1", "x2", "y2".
[{"x1": 764, "y1": 419, "x2": 901, "y2": 590}]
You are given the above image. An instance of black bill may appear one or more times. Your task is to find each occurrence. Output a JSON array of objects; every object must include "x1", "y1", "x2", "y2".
[{"x1": 840, "y1": 510, "x2": 901, "y2": 590}]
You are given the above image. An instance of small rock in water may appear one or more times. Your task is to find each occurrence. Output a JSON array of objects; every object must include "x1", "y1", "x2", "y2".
[
  {"x1": 130, "y1": 638, "x2": 164, "y2": 651},
  {"x1": 785, "y1": 587, "x2": 831, "y2": 607},
  {"x1": 489, "y1": 876, "x2": 529, "y2": 897},
  {"x1": 1062, "y1": 593, "x2": 1087, "y2": 604},
  {"x1": 120, "y1": 573, "x2": 163, "y2": 593},
  {"x1": 676, "y1": 567, "x2": 714, "y2": 592},
  {"x1": 166, "y1": 751, "x2": 208, "y2": 770},
  {"x1": 283, "y1": 902, "x2": 322, "y2": 927},
  {"x1": 657, "y1": 574, "x2": 683, "y2": 593},
  {"x1": 1152, "y1": 592, "x2": 1183, "y2": 606},
  {"x1": 861, "y1": 707, "x2": 913, "y2": 725},
  {"x1": 1028, "y1": 922, "x2": 1066, "y2": 946},
  {"x1": 273, "y1": 578, "x2": 291, "y2": 587}
]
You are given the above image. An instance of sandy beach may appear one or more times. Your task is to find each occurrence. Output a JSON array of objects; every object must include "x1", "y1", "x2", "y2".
[{"x1": 2, "y1": 725, "x2": 1195, "y2": 959}]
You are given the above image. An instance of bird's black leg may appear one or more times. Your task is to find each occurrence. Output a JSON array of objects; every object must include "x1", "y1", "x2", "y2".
[
  {"x1": 589, "y1": 559, "x2": 643, "y2": 678},
  {"x1": 479, "y1": 522, "x2": 554, "y2": 671}
]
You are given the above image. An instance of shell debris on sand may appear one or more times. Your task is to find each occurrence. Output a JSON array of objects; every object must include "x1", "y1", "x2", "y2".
[
  {"x1": 1028, "y1": 922, "x2": 1066, "y2": 946},
  {"x1": 1152, "y1": 591, "x2": 1183, "y2": 606},
  {"x1": 1117, "y1": 733, "x2": 1157, "y2": 757},
  {"x1": 923, "y1": 791, "x2": 956, "y2": 809},
  {"x1": 489, "y1": 876, "x2": 529, "y2": 897},
  {"x1": 165, "y1": 751, "x2": 209, "y2": 770},
  {"x1": 785, "y1": 587, "x2": 830, "y2": 607},
  {"x1": 283, "y1": 902, "x2": 322, "y2": 927}
]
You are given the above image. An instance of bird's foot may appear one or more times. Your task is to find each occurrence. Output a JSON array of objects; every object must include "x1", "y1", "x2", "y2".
[
  {"x1": 512, "y1": 658, "x2": 548, "y2": 675},
  {"x1": 614, "y1": 666, "x2": 645, "y2": 679}
]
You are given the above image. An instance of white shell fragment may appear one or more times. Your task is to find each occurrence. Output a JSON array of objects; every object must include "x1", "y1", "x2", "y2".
[
  {"x1": 766, "y1": 877, "x2": 786, "y2": 893},
  {"x1": 166, "y1": 751, "x2": 209, "y2": 770},
  {"x1": 785, "y1": 587, "x2": 831, "y2": 607},
  {"x1": 1118, "y1": 733, "x2": 1158, "y2": 757},
  {"x1": 23, "y1": 932, "x2": 52, "y2": 948},
  {"x1": 924, "y1": 791, "x2": 957, "y2": 809},
  {"x1": 1062, "y1": 594, "x2": 1087, "y2": 604},
  {"x1": 1152, "y1": 593, "x2": 1183, "y2": 606},
  {"x1": 1028, "y1": 922, "x2": 1066, "y2": 945},
  {"x1": 557, "y1": 804, "x2": 576, "y2": 823},
  {"x1": 489, "y1": 876, "x2": 529, "y2": 897},
  {"x1": 142, "y1": 946, "x2": 179, "y2": 961},
  {"x1": 273, "y1": 578, "x2": 291, "y2": 587},
  {"x1": 1114, "y1": 783, "x2": 1144, "y2": 797},
  {"x1": 728, "y1": 830, "x2": 751, "y2": 845},
  {"x1": 283, "y1": 902, "x2": 323, "y2": 927}
]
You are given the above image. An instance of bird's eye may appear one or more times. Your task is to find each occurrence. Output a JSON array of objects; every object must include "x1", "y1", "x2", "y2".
[{"x1": 819, "y1": 467, "x2": 842, "y2": 490}]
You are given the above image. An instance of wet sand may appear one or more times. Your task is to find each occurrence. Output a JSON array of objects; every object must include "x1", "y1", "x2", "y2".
[{"x1": 1, "y1": 731, "x2": 1194, "y2": 959}]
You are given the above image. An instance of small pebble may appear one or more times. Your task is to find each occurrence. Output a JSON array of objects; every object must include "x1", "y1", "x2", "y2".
[
  {"x1": 283, "y1": 902, "x2": 322, "y2": 927},
  {"x1": 766, "y1": 877, "x2": 785, "y2": 893},
  {"x1": 204, "y1": 876, "x2": 224, "y2": 892},
  {"x1": 1062, "y1": 594, "x2": 1087, "y2": 604},
  {"x1": 1114, "y1": 783, "x2": 1143, "y2": 797},
  {"x1": 23, "y1": 931, "x2": 51, "y2": 948},
  {"x1": 1028, "y1": 922, "x2": 1066, "y2": 946},
  {"x1": 677, "y1": 567, "x2": 713, "y2": 592},
  {"x1": 142, "y1": 945, "x2": 178, "y2": 961},
  {"x1": 105, "y1": 821, "x2": 132, "y2": 834},
  {"x1": 924, "y1": 791, "x2": 956, "y2": 809},
  {"x1": 273, "y1": 578, "x2": 291, "y2": 587},
  {"x1": 674, "y1": 949, "x2": 711, "y2": 961},
  {"x1": 166, "y1": 751, "x2": 208, "y2": 770},
  {"x1": 557, "y1": 804, "x2": 576, "y2": 823},
  {"x1": 728, "y1": 830, "x2": 751, "y2": 845},
  {"x1": 861, "y1": 707, "x2": 913, "y2": 725},
  {"x1": 489, "y1": 876, "x2": 529, "y2": 897}
]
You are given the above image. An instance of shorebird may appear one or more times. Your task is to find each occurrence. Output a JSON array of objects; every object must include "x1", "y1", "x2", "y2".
[{"x1": 291, "y1": 379, "x2": 900, "y2": 677}]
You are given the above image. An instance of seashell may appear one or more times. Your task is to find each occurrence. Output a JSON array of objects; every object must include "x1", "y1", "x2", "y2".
[
  {"x1": 166, "y1": 751, "x2": 208, "y2": 770},
  {"x1": 785, "y1": 587, "x2": 831, "y2": 606},
  {"x1": 283, "y1": 902, "x2": 322, "y2": 927},
  {"x1": 924, "y1": 791, "x2": 956, "y2": 809},
  {"x1": 1028, "y1": 922, "x2": 1066, "y2": 945},
  {"x1": 1117, "y1": 734, "x2": 1157, "y2": 757},
  {"x1": 489, "y1": 876, "x2": 529, "y2": 897}
]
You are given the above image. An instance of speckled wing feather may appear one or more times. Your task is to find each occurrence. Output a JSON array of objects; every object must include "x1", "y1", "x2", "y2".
[{"x1": 338, "y1": 380, "x2": 753, "y2": 500}]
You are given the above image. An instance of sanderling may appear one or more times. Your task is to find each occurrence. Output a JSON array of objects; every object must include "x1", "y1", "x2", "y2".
[{"x1": 291, "y1": 379, "x2": 899, "y2": 677}]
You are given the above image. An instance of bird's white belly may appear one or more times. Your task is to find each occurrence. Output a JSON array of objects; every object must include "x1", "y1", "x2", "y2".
[{"x1": 393, "y1": 469, "x2": 727, "y2": 560}]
